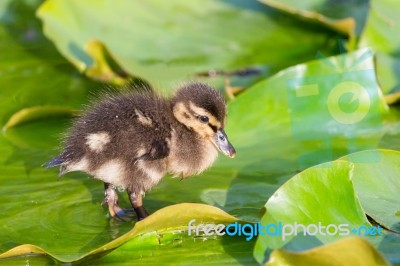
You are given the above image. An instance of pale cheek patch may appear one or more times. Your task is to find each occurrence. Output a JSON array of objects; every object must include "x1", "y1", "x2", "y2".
[
  {"x1": 174, "y1": 103, "x2": 199, "y2": 129},
  {"x1": 135, "y1": 109, "x2": 152, "y2": 126},
  {"x1": 173, "y1": 102, "x2": 191, "y2": 124},
  {"x1": 85, "y1": 132, "x2": 111, "y2": 153}
]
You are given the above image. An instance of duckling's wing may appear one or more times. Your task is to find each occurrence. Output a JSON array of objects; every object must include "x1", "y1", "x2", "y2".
[{"x1": 137, "y1": 139, "x2": 169, "y2": 161}]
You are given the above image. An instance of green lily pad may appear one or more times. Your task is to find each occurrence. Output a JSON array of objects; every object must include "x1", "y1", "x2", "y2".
[
  {"x1": 224, "y1": 48, "x2": 388, "y2": 172},
  {"x1": 2, "y1": 105, "x2": 77, "y2": 131},
  {"x1": 0, "y1": 0, "x2": 101, "y2": 127},
  {"x1": 3, "y1": 47, "x2": 398, "y2": 264},
  {"x1": 258, "y1": 0, "x2": 370, "y2": 37},
  {"x1": 0, "y1": 203, "x2": 240, "y2": 263},
  {"x1": 36, "y1": 0, "x2": 343, "y2": 87},
  {"x1": 96, "y1": 231, "x2": 256, "y2": 265},
  {"x1": 375, "y1": 53, "x2": 400, "y2": 104},
  {"x1": 358, "y1": 0, "x2": 400, "y2": 102},
  {"x1": 2, "y1": 2, "x2": 400, "y2": 262},
  {"x1": 0, "y1": 51, "x2": 398, "y2": 262},
  {"x1": 344, "y1": 150, "x2": 400, "y2": 229},
  {"x1": 265, "y1": 237, "x2": 390, "y2": 266},
  {"x1": 256, "y1": 0, "x2": 400, "y2": 103},
  {"x1": 359, "y1": 0, "x2": 400, "y2": 55},
  {"x1": 0, "y1": 118, "x2": 259, "y2": 264},
  {"x1": 254, "y1": 149, "x2": 400, "y2": 264}
]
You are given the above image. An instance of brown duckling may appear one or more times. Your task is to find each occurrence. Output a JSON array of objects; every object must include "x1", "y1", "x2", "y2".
[{"x1": 45, "y1": 82, "x2": 236, "y2": 220}]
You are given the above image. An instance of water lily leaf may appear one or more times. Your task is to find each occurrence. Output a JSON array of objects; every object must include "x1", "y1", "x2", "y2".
[
  {"x1": 36, "y1": 0, "x2": 343, "y2": 87},
  {"x1": 359, "y1": 0, "x2": 400, "y2": 55},
  {"x1": 0, "y1": 119, "x2": 258, "y2": 265},
  {"x1": 258, "y1": 0, "x2": 371, "y2": 49},
  {"x1": 265, "y1": 237, "x2": 390, "y2": 266},
  {"x1": 84, "y1": 40, "x2": 131, "y2": 85},
  {"x1": 253, "y1": 160, "x2": 369, "y2": 263},
  {"x1": 0, "y1": 1, "x2": 131, "y2": 263},
  {"x1": 2, "y1": 4, "x2": 400, "y2": 263},
  {"x1": 343, "y1": 149, "x2": 400, "y2": 229},
  {"x1": 0, "y1": 0, "x2": 100, "y2": 128},
  {"x1": 376, "y1": 53, "x2": 400, "y2": 94},
  {"x1": 223, "y1": 48, "x2": 388, "y2": 172},
  {"x1": 375, "y1": 53, "x2": 400, "y2": 105},
  {"x1": 97, "y1": 234, "x2": 256, "y2": 265},
  {"x1": 2, "y1": 106, "x2": 77, "y2": 131},
  {"x1": 0, "y1": 203, "x2": 238, "y2": 263},
  {"x1": 384, "y1": 92, "x2": 400, "y2": 105},
  {"x1": 359, "y1": 0, "x2": 400, "y2": 104},
  {"x1": 0, "y1": 245, "x2": 47, "y2": 260},
  {"x1": 1, "y1": 47, "x2": 399, "y2": 264},
  {"x1": 258, "y1": 0, "x2": 358, "y2": 36},
  {"x1": 254, "y1": 149, "x2": 400, "y2": 264}
]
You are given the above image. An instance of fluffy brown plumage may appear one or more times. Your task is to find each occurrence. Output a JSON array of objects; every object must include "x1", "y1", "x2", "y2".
[{"x1": 46, "y1": 82, "x2": 236, "y2": 220}]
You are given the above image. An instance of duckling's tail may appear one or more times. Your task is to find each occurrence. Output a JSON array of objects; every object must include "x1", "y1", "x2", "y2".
[{"x1": 43, "y1": 156, "x2": 63, "y2": 168}]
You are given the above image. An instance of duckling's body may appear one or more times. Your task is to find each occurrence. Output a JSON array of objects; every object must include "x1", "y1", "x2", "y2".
[{"x1": 46, "y1": 83, "x2": 235, "y2": 220}]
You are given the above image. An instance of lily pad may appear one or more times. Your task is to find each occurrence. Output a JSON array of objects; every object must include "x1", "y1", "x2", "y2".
[
  {"x1": 375, "y1": 53, "x2": 400, "y2": 105},
  {"x1": 254, "y1": 149, "x2": 400, "y2": 264},
  {"x1": 258, "y1": 0, "x2": 370, "y2": 39},
  {"x1": 36, "y1": 0, "x2": 343, "y2": 87},
  {"x1": 344, "y1": 150, "x2": 400, "y2": 229},
  {"x1": 265, "y1": 237, "x2": 390, "y2": 266},
  {"x1": 358, "y1": 0, "x2": 400, "y2": 102},
  {"x1": 223, "y1": 48, "x2": 388, "y2": 172},
  {"x1": 2, "y1": 105, "x2": 77, "y2": 131},
  {"x1": 256, "y1": 0, "x2": 400, "y2": 101},
  {"x1": 0, "y1": 117, "x2": 259, "y2": 264},
  {"x1": 3, "y1": 47, "x2": 398, "y2": 264},
  {"x1": 359, "y1": 0, "x2": 400, "y2": 55},
  {"x1": 0, "y1": 0, "x2": 101, "y2": 127},
  {"x1": 0, "y1": 203, "x2": 240, "y2": 263},
  {"x1": 1, "y1": 2, "x2": 400, "y2": 263}
]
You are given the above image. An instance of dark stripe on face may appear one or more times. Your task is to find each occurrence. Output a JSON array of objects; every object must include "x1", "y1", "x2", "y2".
[
  {"x1": 187, "y1": 105, "x2": 198, "y2": 117},
  {"x1": 208, "y1": 123, "x2": 218, "y2": 133}
]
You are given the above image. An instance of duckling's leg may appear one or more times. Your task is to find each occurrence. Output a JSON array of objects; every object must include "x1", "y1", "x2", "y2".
[
  {"x1": 103, "y1": 183, "x2": 126, "y2": 218},
  {"x1": 128, "y1": 190, "x2": 148, "y2": 220}
]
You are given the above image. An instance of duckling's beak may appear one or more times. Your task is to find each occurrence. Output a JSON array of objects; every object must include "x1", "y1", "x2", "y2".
[{"x1": 211, "y1": 129, "x2": 236, "y2": 158}]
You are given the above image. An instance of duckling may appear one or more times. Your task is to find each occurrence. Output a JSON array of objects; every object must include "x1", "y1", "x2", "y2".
[{"x1": 45, "y1": 82, "x2": 236, "y2": 220}]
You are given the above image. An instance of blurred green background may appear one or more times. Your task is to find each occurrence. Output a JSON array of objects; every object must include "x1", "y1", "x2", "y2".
[{"x1": 0, "y1": 0, "x2": 399, "y2": 265}]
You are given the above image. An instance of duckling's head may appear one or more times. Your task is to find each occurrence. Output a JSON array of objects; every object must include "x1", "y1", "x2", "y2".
[{"x1": 172, "y1": 82, "x2": 236, "y2": 158}]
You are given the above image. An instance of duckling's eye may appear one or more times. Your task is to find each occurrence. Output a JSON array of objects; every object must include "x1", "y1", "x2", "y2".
[{"x1": 198, "y1": 116, "x2": 209, "y2": 123}]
